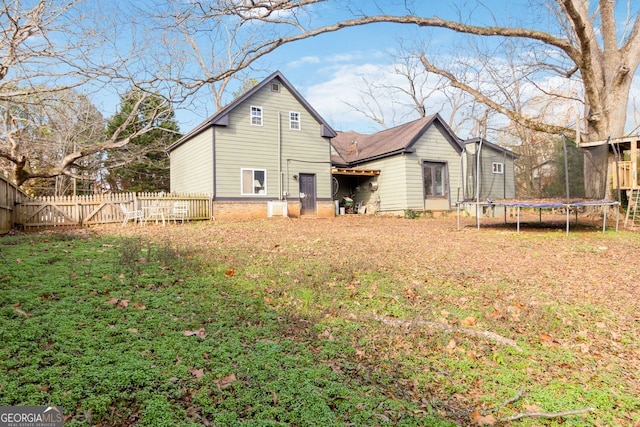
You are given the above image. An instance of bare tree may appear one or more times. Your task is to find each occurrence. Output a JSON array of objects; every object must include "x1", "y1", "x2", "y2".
[
  {"x1": 170, "y1": 0, "x2": 639, "y2": 198},
  {"x1": 0, "y1": 88, "x2": 105, "y2": 195},
  {"x1": 0, "y1": 0, "x2": 178, "y2": 187}
]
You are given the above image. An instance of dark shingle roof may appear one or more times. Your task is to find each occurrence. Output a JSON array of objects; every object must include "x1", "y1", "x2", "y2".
[
  {"x1": 331, "y1": 114, "x2": 462, "y2": 165},
  {"x1": 464, "y1": 137, "x2": 520, "y2": 159}
]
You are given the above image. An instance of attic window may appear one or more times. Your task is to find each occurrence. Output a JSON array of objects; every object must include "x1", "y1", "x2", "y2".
[
  {"x1": 250, "y1": 106, "x2": 263, "y2": 126},
  {"x1": 492, "y1": 162, "x2": 504, "y2": 174},
  {"x1": 271, "y1": 82, "x2": 280, "y2": 92},
  {"x1": 289, "y1": 112, "x2": 300, "y2": 130}
]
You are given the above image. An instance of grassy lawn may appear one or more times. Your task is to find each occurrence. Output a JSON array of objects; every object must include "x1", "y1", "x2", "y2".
[{"x1": 1, "y1": 215, "x2": 639, "y2": 426}]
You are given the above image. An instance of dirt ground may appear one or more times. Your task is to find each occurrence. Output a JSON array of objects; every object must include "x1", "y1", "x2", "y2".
[
  {"x1": 105, "y1": 212, "x2": 639, "y2": 316},
  {"x1": 97, "y1": 213, "x2": 640, "y2": 421}
]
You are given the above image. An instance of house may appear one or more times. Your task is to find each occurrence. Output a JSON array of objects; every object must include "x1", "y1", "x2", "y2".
[
  {"x1": 464, "y1": 137, "x2": 519, "y2": 200},
  {"x1": 330, "y1": 114, "x2": 464, "y2": 215},
  {"x1": 168, "y1": 71, "x2": 337, "y2": 219},
  {"x1": 461, "y1": 137, "x2": 519, "y2": 217}
]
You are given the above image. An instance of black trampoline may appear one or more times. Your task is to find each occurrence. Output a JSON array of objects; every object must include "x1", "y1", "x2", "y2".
[{"x1": 457, "y1": 198, "x2": 619, "y2": 235}]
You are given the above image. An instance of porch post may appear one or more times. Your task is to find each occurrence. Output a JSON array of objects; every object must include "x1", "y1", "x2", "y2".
[{"x1": 632, "y1": 139, "x2": 638, "y2": 190}]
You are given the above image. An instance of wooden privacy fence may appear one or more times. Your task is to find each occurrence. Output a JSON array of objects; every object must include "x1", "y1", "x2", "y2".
[
  {"x1": 14, "y1": 192, "x2": 212, "y2": 230},
  {"x1": 0, "y1": 174, "x2": 26, "y2": 233}
]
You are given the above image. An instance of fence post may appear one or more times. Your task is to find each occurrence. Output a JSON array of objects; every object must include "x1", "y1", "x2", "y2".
[{"x1": 76, "y1": 196, "x2": 83, "y2": 226}]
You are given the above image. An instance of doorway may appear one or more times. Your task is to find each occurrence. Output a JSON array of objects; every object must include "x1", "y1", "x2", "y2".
[{"x1": 299, "y1": 173, "x2": 317, "y2": 215}]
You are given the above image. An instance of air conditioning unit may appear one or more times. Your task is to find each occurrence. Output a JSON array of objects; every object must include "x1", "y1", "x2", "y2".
[{"x1": 267, "y1": 201, "x2": 288, "y2": 217}]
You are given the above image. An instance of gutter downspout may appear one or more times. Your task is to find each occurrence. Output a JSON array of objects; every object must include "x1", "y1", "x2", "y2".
[
  {"x1": 459, "y1": 147, "x2": 465, "y2": 203},
  {"x1": 278, "y1": 112, "x2": 282, "y2": 201},
  {"x1": 476, "y1": 138, "x2": 483, "y2": 229},
  {"x1": 212, "y1": 127, "x2": 216, "y2": 220}
]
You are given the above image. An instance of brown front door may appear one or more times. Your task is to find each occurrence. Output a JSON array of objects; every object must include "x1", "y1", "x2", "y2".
[{"x1": 299, "y1": 173, "x2": 316, "y2": 215}]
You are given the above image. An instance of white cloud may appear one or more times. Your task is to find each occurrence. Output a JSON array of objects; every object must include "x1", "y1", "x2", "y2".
[
  {"x1": 287, "y1": 56, "x2": 321, "y2": 68},
  {"x1": 303, "y1": 62, "x2": 411, "y2": 132}
]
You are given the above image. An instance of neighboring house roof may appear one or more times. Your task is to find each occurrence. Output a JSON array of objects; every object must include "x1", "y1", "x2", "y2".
[
  {"x1": 168, "y1": 70, "x2": 337, "y2": 152},
  {"x1": 464, "y1": 137, "x2": 520, "y2": 159},
  {"x1": 330, "y1": 114, "x2": 463, "y2": 165}
]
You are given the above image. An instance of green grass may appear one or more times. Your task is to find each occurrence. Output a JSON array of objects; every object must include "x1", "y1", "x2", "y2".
[
  {"x1": 0, "y1": 233, "x2": 452, "y2": 426},
  {"x1": 1, "y1": 225, "x2": 639, "y2": 426}
]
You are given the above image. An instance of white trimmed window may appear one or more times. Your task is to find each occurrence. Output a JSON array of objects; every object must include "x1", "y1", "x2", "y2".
[
  {"x1": 289, "y1": 112, "x2": 301, "y2": 130},
  {"x1": 241, "y1": 169, "x2": 267, "y2": 195},
  {"x1": 250, "y1": 106, "x2": 263, "y2": 126},
  {"x1": 492, "y1": 162, "x2": 504, "y2": 174}
]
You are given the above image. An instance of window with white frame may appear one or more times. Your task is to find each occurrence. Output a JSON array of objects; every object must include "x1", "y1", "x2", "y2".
[
  {"x1": 289, "y1": 112, "x2": 300, "y2": 130},
  {"x1": 250, "y1": 106, "x2": 263, "y2": 126},
  {"x1": 241, "y1": 169, "x2": 267, "y2": 195},
  {"x1": 492, "y1": 162, "x2": 504, "y2": 174}
]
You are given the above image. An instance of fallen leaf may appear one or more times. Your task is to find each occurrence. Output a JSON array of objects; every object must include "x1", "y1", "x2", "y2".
[
  {"x1": 189, "y1": 368, "x2": 204, "y2": 379},
  {"x1": 13, "y1": 306, "x2": 28, "y2": 317},
  {"x1": 106, "y1": 297, "x2": 119, "y2": 305},
  {"x1": 461, "y1": 316, "x2": 477, "y2": 326},
  {"x1": 524, "y1": 404, "x2": 542, "y2": 412},
  {"x1": 486, "y1": 309, "x2": 504, "y2": 320},
  {"x1": 214, "y1": 373, "x2": 237, "y2": 390},
  {"x1": 317, "y1": 329, "x2": 334, "y2": 341},
  {"x1": 445, "y1": 338, "x2": 457, "y2": 351},
  {"x1": 225, "y1": 268, "x2": 236, "y2": 277},
  {"x1": 127, "y1": 328, "x2": 138, "y2": 334},
  {"x1": 183, "y1": 328, "x2": 206, "y2": 339},
  {"x1": 133, "y1": 301, "x2": 146, "y2": 310},
  {"x1": 117, "y1": 299, "x2": 130, "y2": 308},
  {"x1": 539, "y1": 333, "x2": 552, "y2": 343},
  {"x1": 470, "y1": 409, "x2": 496, "y2": 425},
  {"x1": 16, "y1": 258, "x2": 23, "y2": 264}
]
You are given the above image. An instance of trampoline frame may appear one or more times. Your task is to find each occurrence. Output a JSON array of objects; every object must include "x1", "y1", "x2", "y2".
[{"x1": 457, "y1": 199, "x2": 619, "y2": 235}]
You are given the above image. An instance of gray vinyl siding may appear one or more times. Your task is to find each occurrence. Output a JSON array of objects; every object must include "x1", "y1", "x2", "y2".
[
  {"x1": 215, "y1": 80, "x2": 332, "y2": 199},
  {"x1": 351, "y1": 156, "x2": 408, "y2": 212},
  {"x1": 351, "y1": 127, "x2": 461, "y2": 213},
  {"x1": 465, "y1": 144, "x2": 517, "y2": 199},
  {"x1": 170, "y1": 129, "x2": 213, "y2": 194},
  {"x1": 478, "y1": 151, "x2": 516, "y2": 199},
  {"x1": 408, "y1": 126, "x2": 462, "y2": 210}
]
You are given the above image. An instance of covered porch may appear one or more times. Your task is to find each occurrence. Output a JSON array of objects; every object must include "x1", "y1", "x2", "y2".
[{"x1": 331, "y1": 167, "x2": 380, "y2": 214}]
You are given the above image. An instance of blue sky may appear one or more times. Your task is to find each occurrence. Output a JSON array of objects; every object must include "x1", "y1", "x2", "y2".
[{"x1": 173, "y1": 1, "x2": 640, "y2": 138}]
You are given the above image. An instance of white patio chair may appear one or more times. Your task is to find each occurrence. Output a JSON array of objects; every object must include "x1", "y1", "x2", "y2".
[
  {"x1": 120, "y1": 203, "x2": 143, "y2": 227},
  {"x1": 168, "y1": 201, "x2": 189, "y2": 224},
  {"x1": 141, "y1": 200, "x2": 166, "y2": 226}
]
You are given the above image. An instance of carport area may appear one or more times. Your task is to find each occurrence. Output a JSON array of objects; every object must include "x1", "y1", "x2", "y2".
[{"x1": 332, "y1": 167, "x2": 380, "y2": 214}]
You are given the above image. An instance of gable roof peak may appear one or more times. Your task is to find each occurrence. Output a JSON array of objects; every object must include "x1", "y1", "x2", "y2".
[
  {"x1": 331, "y1": 113, "x2": 462, "y2": 165},
  {"x1": 168, "y1": 70, "x2": 336, "y2": 152}
]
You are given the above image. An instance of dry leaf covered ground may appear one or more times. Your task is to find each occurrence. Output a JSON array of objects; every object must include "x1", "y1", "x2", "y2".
[{"x1": 100, "y1": 213, "x2": 640, "y2": 425}]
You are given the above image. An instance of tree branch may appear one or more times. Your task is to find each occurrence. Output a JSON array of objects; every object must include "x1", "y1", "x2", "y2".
[
  {"x1": 499, "y1": 407, "x2": 595, "y2": 422},
  {"x1": 419, "y1": 53, "x2": 573, "y2": 138}
]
